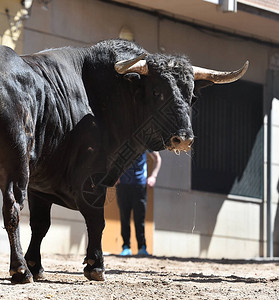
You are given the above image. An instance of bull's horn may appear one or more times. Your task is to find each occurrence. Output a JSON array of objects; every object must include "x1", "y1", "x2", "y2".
[
  {"x1": 115, "y1": 53, "x2": 148, "y2": 75},
  {"x1": 193, "y1": 61, "x2": 249, "y2": 83}
]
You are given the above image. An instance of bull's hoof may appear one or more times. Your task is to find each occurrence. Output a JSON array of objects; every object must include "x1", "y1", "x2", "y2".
[
  {"x1": 33, "y1": 271, "x2": 45, "y2": 281},
  {"x1": 10, "y1": 268, "x2": 33, "y2": 284},
  {"x1": 26, "y1": 261, "x2": 45, "y2": 281},
  {"x1": 84, "y1": 266, "x2": 105, "y2": 281}
]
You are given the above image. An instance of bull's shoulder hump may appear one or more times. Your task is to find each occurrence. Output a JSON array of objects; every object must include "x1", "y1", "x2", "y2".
[
  {"x1": 0, "y1": 52, "x2": 43, "y2": 85},
  {"x1": 0, "y1": 45, "x2": 22, "y2": 62},
  {"x1": 0, "y1": 44, "x2": 17, "y2": 54},
  {"x1": 0, "y1": 46, "x2": 31, "y2": 71}
]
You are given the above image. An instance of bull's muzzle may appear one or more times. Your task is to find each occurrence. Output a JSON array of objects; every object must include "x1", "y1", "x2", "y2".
[{"x1": 168, "y1": 135, "x2": 194, "y2": 154}]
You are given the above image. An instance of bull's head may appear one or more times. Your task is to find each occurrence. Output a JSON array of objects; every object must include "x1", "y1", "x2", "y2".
[{"x1": 114, "y1": 53, "x2": 248, "y2": 154}]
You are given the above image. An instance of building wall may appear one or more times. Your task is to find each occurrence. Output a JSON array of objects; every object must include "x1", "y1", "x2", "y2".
[
  {"x1": 0, "y1": 0, "x2": 25, "y2": 53},
  {"x1": 238, "y1": 0, "x2": 279, "y2": 13},
  {"x1": 152, "y1": 16, "x2": 271, "y2": 258},
  {"x1": 0, "y1": 0, "x2": 278, "y2": 258}
]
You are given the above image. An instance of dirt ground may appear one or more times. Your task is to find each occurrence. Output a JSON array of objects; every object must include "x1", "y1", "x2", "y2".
[{"x1": 0, "y1": 253, "x2": 279, "y2": 300}]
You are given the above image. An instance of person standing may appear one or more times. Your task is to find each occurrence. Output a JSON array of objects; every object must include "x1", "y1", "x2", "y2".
[{"x1": 116, "y1": 151, "x2": 161, "y2": 256}]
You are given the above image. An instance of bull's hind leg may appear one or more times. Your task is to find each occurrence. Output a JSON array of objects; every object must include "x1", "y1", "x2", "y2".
[
  {"x1": 2, "y1": 170, "x2": 33, "y2": 283},
  {"x1": 25, "y1": 194, "x2": 52, "y2": 280}
]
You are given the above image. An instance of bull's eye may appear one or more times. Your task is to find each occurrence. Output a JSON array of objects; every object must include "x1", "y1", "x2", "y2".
[
  {"x1": 153, "y1": 90, "x2": 160, "y2": 97},
  {"x1": 153, "y1": 89, "x2": 164, "y2": 101}
]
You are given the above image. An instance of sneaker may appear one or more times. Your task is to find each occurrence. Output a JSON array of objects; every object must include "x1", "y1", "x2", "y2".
[
  {"x1": 120, "y1": 245, "x2": 132, "y2": 256},
  {"x1": 137, "y1": 246, "x2": 149, "y2": 256}
]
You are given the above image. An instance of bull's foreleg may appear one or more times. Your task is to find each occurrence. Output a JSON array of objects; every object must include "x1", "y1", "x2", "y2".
[
  {"x1": 2, "y1": 180, "x2": 33, "y2": 284},
  {"x1": 24, "y1": 195, "x2": 52, "y2": 280},
  {"x1": 83, "y1": 213, "x2": 105, "y2": 281},
  {"x1": 80, "y1": 188, "x2": 106, "y2": 281}
]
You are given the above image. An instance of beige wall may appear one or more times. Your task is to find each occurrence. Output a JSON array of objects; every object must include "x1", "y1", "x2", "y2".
[
  {"x1": 0, "y1": 0, "x2": 278, "y2": 258},
  {"x1": 153, "y1": 185, "x2": 263, "y2": 258},
  {"x1": 0, "y1": 0, "x2": 26, "y2": 53},
  {"x1": 22, "y1": 0, "x2": 158, "y2": 53}
]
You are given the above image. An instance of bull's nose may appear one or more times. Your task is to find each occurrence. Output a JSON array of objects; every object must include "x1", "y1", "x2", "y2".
[{"x1": 170, "y1": 136, "x2": 194, "y2": 152}]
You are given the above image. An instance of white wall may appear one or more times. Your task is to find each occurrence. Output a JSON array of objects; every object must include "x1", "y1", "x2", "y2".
[{"x1": 0, "y1": 194, "x2": 87, "y2": 255}]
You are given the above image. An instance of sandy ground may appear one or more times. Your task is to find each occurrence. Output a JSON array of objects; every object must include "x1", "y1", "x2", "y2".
[{"x1": 0, "y1": 253, "x2": 279, "y2": 299}]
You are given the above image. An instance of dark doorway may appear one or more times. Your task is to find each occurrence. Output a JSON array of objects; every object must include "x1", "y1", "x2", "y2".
[{"x1": 191, "y1": 80, "x2": 263, "y2": 199}]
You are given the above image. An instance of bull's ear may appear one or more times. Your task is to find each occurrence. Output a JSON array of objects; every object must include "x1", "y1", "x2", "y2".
[{"x1": 123, "y1": 72, "x2": 141, "y2": 82}]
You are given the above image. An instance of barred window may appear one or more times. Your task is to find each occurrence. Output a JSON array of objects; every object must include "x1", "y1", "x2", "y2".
[{"x1": 191, "y1": 80, "x2": 263, "y2": 199}]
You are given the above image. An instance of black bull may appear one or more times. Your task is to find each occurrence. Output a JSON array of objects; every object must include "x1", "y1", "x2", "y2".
[{"x1": 0, "y1": 39, "x2": 248, "y2": 283}]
